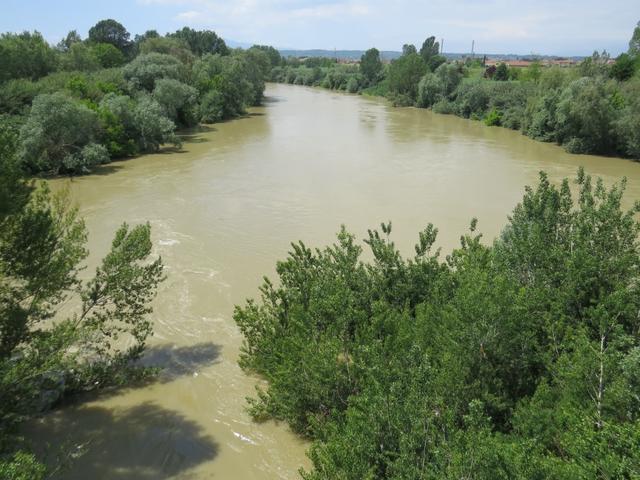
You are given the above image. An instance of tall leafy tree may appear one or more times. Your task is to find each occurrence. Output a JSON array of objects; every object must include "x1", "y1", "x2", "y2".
[
  {"x1": 387, "y1": 53, "x2": 427, "y2": 104},
  {"x1": 402, "y1": 44, "x2": 417, "y2": 56},
  {"x1": 0, "y1": 32, "x2": 57, "y2": 82},
  {"x1": 236, "y1": 170, "x2": 640, "y2": 479},
  {"x1": 419, "y1": 35, "x2": 440, "y2": 63},
  {"x1": 359, "y1": 48, "x2": 383, "y2": 86},
  {"x1": 629, "y1": 20, "x2": 640, "y2": 56},
  {"x1": 88, "y1": 19, "x2": 132, "y2": 54},
  {"x1": 170, "y1": 27, "x2": 229, "y2": 57},
  {"x1": 0, "y1": 117, "x2": 164, "y2": 478}
]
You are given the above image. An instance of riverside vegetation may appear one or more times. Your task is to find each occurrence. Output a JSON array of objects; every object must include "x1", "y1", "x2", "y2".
[
  {"x1": 0, "y1": 119, "x2": 164, "y2": 477},
  {"x1": 4, "y1": 16, "x2": 640, "y2": 480},
  {"x1": 236, "y1": 169, "x2": 640, "y2": 478},
  {"x1": 0, "y1": 19, "x2": 281, "y2": 175},
  {"x1": 0, "y1": 18, "x2": 280, "y2": 478},
  {"x1": 272, "y1": 23, "x2": 640, "y2": 160}
]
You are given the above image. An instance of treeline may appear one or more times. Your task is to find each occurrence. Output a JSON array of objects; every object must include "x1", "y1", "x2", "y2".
[
  {"x1": 0, "y1": 20, "x2": 282, "y2": 174},
  {"x1": 236, "y1": 169, "x2": 640, "y2": 478},
  {"x1": 274, "y1": 24, "x2": 640, "y2": 160}
]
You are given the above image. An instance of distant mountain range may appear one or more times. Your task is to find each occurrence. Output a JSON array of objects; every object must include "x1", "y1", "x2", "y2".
[
  {"x1": 224, "y1": 40, "x2": 586, "y2": 61},
  {"x1": 278, "y1": 49, "x2": 586, "y2": 61}
]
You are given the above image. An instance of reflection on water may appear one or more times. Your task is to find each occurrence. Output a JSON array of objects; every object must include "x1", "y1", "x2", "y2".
[{"x1": 28, "y1": 83, "x2": 640, "y2": 479}]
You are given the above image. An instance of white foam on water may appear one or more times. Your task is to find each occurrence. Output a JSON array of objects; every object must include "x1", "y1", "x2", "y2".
[
  {"x1": 233, "y1": 431, "x2": 258, "y2": 445},
  {"x1": 159, "y1": 239, "x2": 180, "y2": 246}
]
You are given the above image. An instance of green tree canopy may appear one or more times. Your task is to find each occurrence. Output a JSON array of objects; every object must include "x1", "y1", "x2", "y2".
[
  {"x1": 91, "y1": 42, "x2": 126, "y2": 68},
  {"x1": 123, "y1": 52, "x2": 187, "y2": 91},
  {"x1": 19, "y1": 93, "x2": 108, "y2": 174},
  {"x1": 169, "y1": 27, "x2": 229, "y2": 57},
  {"x1": 236, "y1": 170, "x2": 640, "y2": 479},
  {"x1": 402, "y1": 44, "x2": 417, "y2": 56},
  {"x1": 0, "y1": 119, "x2": 164, "y2": 478},
  {"x1": 629, "y1": 20, "x2": 640, "y2": 56},
  {"x1": 0, "y1": 32, "x2": 57, "y2": 82},
  {"x1": 387, "y1": 53, "x2": 427, "y2": 104},
  {"x1": 359, "y1": 48, "x2": 383, "y2": 86},
  {"x1": 88, "y1": 19, "x2": 132, "y2": 53},
  {"x1": 419, "y1": 35, "x2": 440, "y2": 64},
  {"x1": 611, "y1": 53, "x2": 637, "y2": 81}
]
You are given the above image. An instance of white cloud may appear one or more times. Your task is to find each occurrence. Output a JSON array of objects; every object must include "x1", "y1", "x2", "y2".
[{"x1": 136, "y1": 0, "x2": 639, "y2": 54}]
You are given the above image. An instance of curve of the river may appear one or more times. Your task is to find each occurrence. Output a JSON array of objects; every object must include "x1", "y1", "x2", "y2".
[{"x1": 28, "y1": 83, "x2": 640, "y2": 479}]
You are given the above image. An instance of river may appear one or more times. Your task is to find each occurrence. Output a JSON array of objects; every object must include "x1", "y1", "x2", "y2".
[{"x1": 27, "y1": 83, "x2": 640, "y2": 479}]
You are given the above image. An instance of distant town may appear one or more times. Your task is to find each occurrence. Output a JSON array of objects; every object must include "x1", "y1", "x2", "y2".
[{"x1": 277, "y1": 48, "x2": 590, "y2": 66}]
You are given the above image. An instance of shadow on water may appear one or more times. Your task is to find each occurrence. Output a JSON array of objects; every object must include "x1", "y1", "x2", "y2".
[
  {"x1": 262, "y1": 95, "x2": 284, "y2": 104},
  {"x1": 31, "y1": 402, "x2": 219, "y2": 480},
  {"x1": 140, "y1": 342, "x2": 222, "y2": 382},
  {"x1": 26, "y1": 342, "x2": 223, "y2": 478}
]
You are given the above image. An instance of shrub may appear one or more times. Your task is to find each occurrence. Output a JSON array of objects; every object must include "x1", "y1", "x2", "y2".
[
  {"x1": 123, "y1": 53, "x2": 186, "y2": 91},
  {"x1": 416, "y1": 73, "x2": 444, "y2": 108},
  {"x1": 19, "y1": 92, "x2": 103, "y2": 174}
]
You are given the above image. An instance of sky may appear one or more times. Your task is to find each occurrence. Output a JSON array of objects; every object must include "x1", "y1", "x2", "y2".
[{"x1": 1, "y1": 0, "x2": 638, "y2": 56}]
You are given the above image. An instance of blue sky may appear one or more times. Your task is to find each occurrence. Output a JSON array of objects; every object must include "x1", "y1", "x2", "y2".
[{"x1": 2, "y1": 0, "x2": 638, "y2": 55}]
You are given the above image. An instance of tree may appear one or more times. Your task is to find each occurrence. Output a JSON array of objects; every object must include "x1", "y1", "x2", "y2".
[
  {"x1": 134, "y1": 30, "x2": 160, "y2": 45},
  {"x1": 427, "y1": 54, "x2": 446, "y2": 72},
  {"x1": 555, "y1": 77, "x2": 615, "y2": 154},
  {"x1": 629, "y1": 21, "x2": 640, "y2": 56},
  {"x1": 56, "y1": 30, "x2": 81, "y2": 52},
  {"x1": 0, "y1": 121, "x2": 164, "y2": 478},
  {"x1": 19, "y1": 93, "x2": 108, "y2": 174},
  {"x1": 579, "y1": 50, "x2": 611, "y2": 77},
  {"x1": 123, "y1": 53, "x2": 186, "y2": 91},
  {"x1": 170, "y1": 27, "x2": 229, "y2": 57},
  {"x1": 435, "y1": 62, "x2": 463, "y2": 95},
  {"x1": 387, "y1": 53, "x2": 427, "y2": 104},
  {"x1": 419, "y1": 36, "x2": 440, "y2": 64},
  {"x1": 59, "y1": 42, "x2": 100, "y2": 72},
  {"x1": 250, "y1": 45, "x2": 282, "y2": 68},
  {"x1": 132, "y1": 95, "x2": 180, "y2": 151},
  {"x1": 494, "y1": 62, "x2": 509, "y2": 81},
  {"x1": 88, "y1": 19, "x2": 132, "y2": 54},
  {"x1": 91, "y1": 42, "x2": 125, "y2": 68},
  {"x1": 610, "y1": 53, "x2": 636, "y2": 81},
  {"x1": 402, "y1": 44, "x2": 417, "y2": 56},
  {"x1": 0, "y1": 32, "x2": 57, "y2": 82},
  {"x1": 235, "y1": 170, "x2": 640, "y2": 479},
  {"x1": 153, "y1": 78, "x2": 198, "y2": 127},
  {"x1": 360, "y1": 48, "x2": 383, "y2": 86},
  {"x1": 417, "y1": 73, "x2": 444, "y2": 107}
]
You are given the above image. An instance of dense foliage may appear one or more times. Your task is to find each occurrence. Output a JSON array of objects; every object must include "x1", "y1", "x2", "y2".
[
  {"x1": 273, "y1": 26, "x2": 640, "y2": 160},
  {"x1": 0, "y1": 20, "x2": 278, "y2": 175},
  {"x1": 0, "y1": 119, "x2": 165, "y2": 478},
  {"x1": 236, "y1": 169, "x2": 640, "y2": 478}
]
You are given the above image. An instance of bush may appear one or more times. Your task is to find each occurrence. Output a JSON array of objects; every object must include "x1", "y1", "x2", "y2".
[
  {"x1": 132, "y1": 95, "x2": 179, "y2": 151},
  {"x1": 19, "y1": 92, "x2": 103, "y2": 174},
  {"x1": 387, "y1": 53, "x2": 427, "y2": 103},
  {"x1": 484, "y1": 107, "x2": 502, "y2": 126},
  {"x1": 123, "y1": 52, "x2": 186, "y2": 91},
  {"x1": 346, "y1": 76, "x2": 360, "y2": 93},
  {"x1": 416, "y1": 73, "x2": 444, "y2": 108},
  {"x1": 152, "y1": 78, "x2": 198, "y2": 127},
  {"x1": 555, "y1": 77, "x2": 616, "y2": 154},
  {"x1": 235, "y1": 171, "x2": 640, "y2": 478},
  {"x1": 91, "y1": 42, "x2": 126, "y2": 68},
  {"x1": 0, "y1": 31, "x2": 57, "y2": 82}
]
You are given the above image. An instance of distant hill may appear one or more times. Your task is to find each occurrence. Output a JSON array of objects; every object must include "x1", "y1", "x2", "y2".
[
  {"x1": 224, "y1": 42, "x2": 585, "y2": 62},
  {"x1": 278, "y1": 49, "x2": 586, "y2": 62},
  {"x1": 225, "y1": 38, "x2": 254, "y2": 49},
  {"x1": 279, "y1": 49, "x2": 402, "y2": 61}
]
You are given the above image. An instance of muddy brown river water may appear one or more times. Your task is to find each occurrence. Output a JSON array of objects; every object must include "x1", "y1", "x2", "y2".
[{"x1": 27, "y1": 83, "x2": 640, "y2": 479}]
